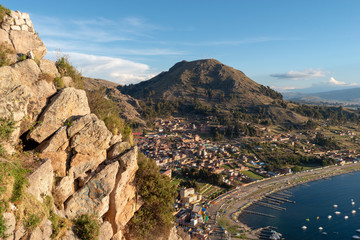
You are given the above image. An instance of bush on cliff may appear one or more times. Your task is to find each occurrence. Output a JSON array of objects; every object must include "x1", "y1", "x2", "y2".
[
  {"x1": 55, "y1": 56, "x2": 84, "y2": 89},
  {"x1": 86, "y1": 89, "x2": 133, "y2": 143},
  {"x1": 127, "y1": 154, "x2": 175, "y2": 239},
  {"x1": 0, "y1": 4, "x2": 11, "y2": 23},
  {"x1": 74, "y1": 214, "x2": 100, "y2": 240},
  {"x1": 0, "y1": 43, "x2": 15, "y2": 67}
]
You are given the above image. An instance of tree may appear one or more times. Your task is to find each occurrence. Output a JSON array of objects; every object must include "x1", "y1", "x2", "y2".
[{"x1": 128, "y1": 154, "x2": 176, "y2": 239}]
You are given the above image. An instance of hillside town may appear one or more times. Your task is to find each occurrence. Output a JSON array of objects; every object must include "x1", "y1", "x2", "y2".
[{"x1": 133, "y1": 118, "x2": 360, "y2": 239}]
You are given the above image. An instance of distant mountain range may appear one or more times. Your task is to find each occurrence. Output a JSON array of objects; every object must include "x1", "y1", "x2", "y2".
[{"x1": 283, "y1": 88, "x2": 360, "y2": 106}]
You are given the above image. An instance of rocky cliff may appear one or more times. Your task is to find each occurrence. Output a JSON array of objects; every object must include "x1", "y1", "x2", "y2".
[{"x1": 0, "y1": 9, "x2": 185, "y2": 240}]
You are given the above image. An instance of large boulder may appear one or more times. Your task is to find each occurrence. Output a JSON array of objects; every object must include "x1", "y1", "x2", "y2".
[
  {"x1": 54, "y1": 176, "x2": 75, "y2": 209},
  {"x1": 107, "y1": 141, "x2": 131, "y2": 159},
  {"x1": 0, "y1": 66, "x2": 30, "y2": 121},
  {"x1": 105, "y1": 147, "x2": 139, "y2": 238},
  {"x1": 38, "y1": 126, "x2": 69, "y2": 177},
  {"x1": 65, "y1": 161, "x2": 119, "y2": 219},
  {"x1": 0, "y1": 29, "x2": 14, "y2": 48},
  {"x1": 9, "y1": 30, "x2": 47, "y2": 60},
  {"x1": 28, "y1": 219, "x2": 52, "y2": 240},
  {"x1": 39, "y1": 59, "x2": 59, "y2": 78},
  {"x1": 99, "y1": 221, "x2": 113, "y2": 240},
  {"x1": 68, "y1": 114, "x2": 112, "y2": 155},
  {"x1": 27, "y1": 159, "x2": 54, "y2": 202},
  {"x1": 0, "y1": 66, "x2": 32, "y2": 153},
  {"x1": 12, "y1": 59, "x2": 41, "y2": 85},
  {"x1": 29, "y1": 88, "x2": 91, "y2": 143}
]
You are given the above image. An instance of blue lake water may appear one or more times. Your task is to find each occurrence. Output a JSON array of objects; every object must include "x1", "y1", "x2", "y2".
[{"x1": 239, "y1": 171, "x2": 360, "y2": 240}]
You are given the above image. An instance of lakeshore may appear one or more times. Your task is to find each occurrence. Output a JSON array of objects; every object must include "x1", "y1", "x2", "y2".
[{"x1": 207, "y1": 162, "x2": 360, "y2": 239}]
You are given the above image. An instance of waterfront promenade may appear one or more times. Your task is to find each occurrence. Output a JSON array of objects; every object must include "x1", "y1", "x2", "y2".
[{"x1": 207, "y1": 162, "x2": 360, "y2": 239}]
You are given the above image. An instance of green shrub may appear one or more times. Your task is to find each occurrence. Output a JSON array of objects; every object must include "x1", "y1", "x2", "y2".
[
  {"x1": 0, "y1": 118, "x2": 15, "y2": 156},
  {"x1": 24, "y1": 213, "x2": 41, "y2": 230},
  {"x1": 0, "y1": 4, "x2": 11, "y2": 23},
  {"x1": 49, "y1": 211, "x2": 68, "y2": 239},
  {"x1": 0, "y1": 43, "x2": 15, "y2": 67},
  {"x1": 86, "y1": 90, "x2": 126, "y2": 136},
  {"x1": 18, "y1": 54, "x2": 27, "y2": 62},
  {"x1": 73, "y1": 214, "x2": 100, "y2": 240},
  {"x1": 54, "y1": 77, "x2": 65, "y2": 88},
  {"x1": 0, "y1": 118, "x2": 15, "y2": 140},
  {"x1": 55, "y1": 56, "x2": 83, "y2": 89},
  {"x1": 0, "y1": 160, "x2": 29, "y2": 202},
  {"x1": 128, "y1": 154, "x2": 176, "y2": 239},
  {"x1": 0, "y1": 201, "x2": 7, "y2": 238}
]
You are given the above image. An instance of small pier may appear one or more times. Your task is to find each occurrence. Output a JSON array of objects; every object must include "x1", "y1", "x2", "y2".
[
  {"x1": 263, "y1": 198, "x2": 281, "y2": 205},
  {"x1": 242, "y1": 210, "x2": 276, "y2": 218},
  {"x1": 267, "y1": 195, "x2": 296, "y2": 203},
  {"x1": 264, "y1": 196, "x2": 284, "y2": 204},
  {"x1": 255, "y1": 202, "x2": 286, "y2": 211},
  {"x1": 274, "y1": 191, "x2": 293, "y2": 198}
]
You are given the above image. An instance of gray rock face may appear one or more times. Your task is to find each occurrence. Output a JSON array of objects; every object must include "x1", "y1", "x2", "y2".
[
  {"x1": 29, "y1": 88, "x2": 91, "y2": 143},
  {"x1": 99, "y1": 221, "x2": 114, "y2": 240},
  {"x1": 65, "y1": 161, "x2": 119, "y2": 218},
  {"x1": 39, "y1": 59, "x2": 60, "y2": 78},
  {"x1": 107, "y1": 141, "x2": 131, "y2": 159},
  {"x1": 105, "y1": 147, "x2": 139, "y2": 237},
  {"x1": 27, "y1": 159, "x2": 54, "y2": 202},
  {"x1": 68, "y1": 114, "x2": 112, "y2": 155},
  {"x1": 0, "y1": 29, "x2": 13, "y2": 47},
  {"x1": 9, "y1": 30, "x2": 47, "y2": 60},
  {"x1": 12, "y1": 59, "x2": 41, "y2": 84},
  {"x1": 2, "y1": 212, "x2": 16, "y2": 240}
]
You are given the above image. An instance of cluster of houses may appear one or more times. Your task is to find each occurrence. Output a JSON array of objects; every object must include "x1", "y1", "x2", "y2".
[{"x1": 134, "y1": 118, "x2": 360, "y2": 239}]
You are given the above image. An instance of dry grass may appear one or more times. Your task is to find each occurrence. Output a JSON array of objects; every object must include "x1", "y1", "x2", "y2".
[{"x1": 38, "y1": 73, "x2": 55, "y2": 83}]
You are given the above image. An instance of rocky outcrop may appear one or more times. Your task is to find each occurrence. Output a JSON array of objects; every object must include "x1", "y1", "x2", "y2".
[
  {"x1": 39, "y1": 59, "x2": 60, "y2": 78},
  {"x1": 27, "y1": 159, "x2": 53, "y2": 203},
  {"x1": 105, "y1": 147, "x2": 140, "y2": 239},
  {"x1": 9, "y1": 30, "x2": 47, "y2": 60},
  {"x1": 65, "y1": 161, "x2": 119, "y2": 218},
  {"x1": 1, "y1": 10, "x2": 47, "y2": 60},
  {"x1": 28, "y1": 88, "x2": 90, "y2": 143},
  {"x1": 0, "y1": 8, "x2": 186, "y2": 240}
]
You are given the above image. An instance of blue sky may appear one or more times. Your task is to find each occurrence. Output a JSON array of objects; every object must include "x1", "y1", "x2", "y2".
[{"x1": 3, "y1": 0, "x2": 360, "y2": 93}]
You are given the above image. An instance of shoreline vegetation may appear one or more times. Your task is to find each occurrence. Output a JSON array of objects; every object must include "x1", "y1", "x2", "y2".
[{"x1": 210, "y1": 162, "x2": 360, "y2": 239}]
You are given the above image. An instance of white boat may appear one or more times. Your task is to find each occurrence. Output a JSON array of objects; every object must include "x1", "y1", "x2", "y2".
[
  {"x1": 335, "y1": 211, "x2": 341, "y2": 215},
  {"x1": 353, "y1": 202, "x2": 356, "y2": 205},
  {"x1": 318, "y1": 227, "x2": 323, "y2": 231},
  {"x1": 333, "y1": 204, "x2": 338, "y2": 208},
  {"x1": 301, "y1": 226, "x2": 307, "y2": 230},
  {"x1": 328, "y1": 215, "x2": 332, "y2": 219},
  {"x1": 352, "y1": 210, "x2": 356, "y2": 214},
  {"x1": 352, "y1": 236, "x2": 360, "y2": 240},
  {"x1": 356, "y1": 229, "x2": 360, "y2": 233},
  {"x1": 345, "y1": 216, "x2": 349, "y2": 220}
]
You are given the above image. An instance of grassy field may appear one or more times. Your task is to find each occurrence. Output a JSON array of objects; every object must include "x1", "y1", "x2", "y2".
[{"x1": 240, "y1": 170, "x2": 264, "y2": 180}]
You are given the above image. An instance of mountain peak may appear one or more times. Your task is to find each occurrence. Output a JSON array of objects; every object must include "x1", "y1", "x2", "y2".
[{"x1": 120, "y1": 59, "x2": 278, "y2": 106}]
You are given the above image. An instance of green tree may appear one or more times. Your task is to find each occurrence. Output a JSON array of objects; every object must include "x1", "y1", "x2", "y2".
[{"x1": 128, "y1": 155, "x2": 176, "y2": 239}]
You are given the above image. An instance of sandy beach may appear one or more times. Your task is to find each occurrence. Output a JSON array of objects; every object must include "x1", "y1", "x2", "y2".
[{"x1": 207, "y1": 162, "x2": 360, "y2": 239}]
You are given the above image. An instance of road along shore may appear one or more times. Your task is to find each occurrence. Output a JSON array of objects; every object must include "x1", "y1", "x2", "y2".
[{"x1": 208, "y1": 162, "x2": 360, "y2": 239}]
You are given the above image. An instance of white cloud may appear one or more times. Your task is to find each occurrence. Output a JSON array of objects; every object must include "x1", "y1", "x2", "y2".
[
  {"x1": 272, "y1": 86, "x2": 305, "y2": 92},
  {"x1": 47, "y1": 51, "x2": 157, "y2": 85},
  {"x1": 270, "y1": 69, "x2": 326, "y2": 80},
  {"x1": 328, "y1": 77, "x2": 346, "y2": 85}
]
